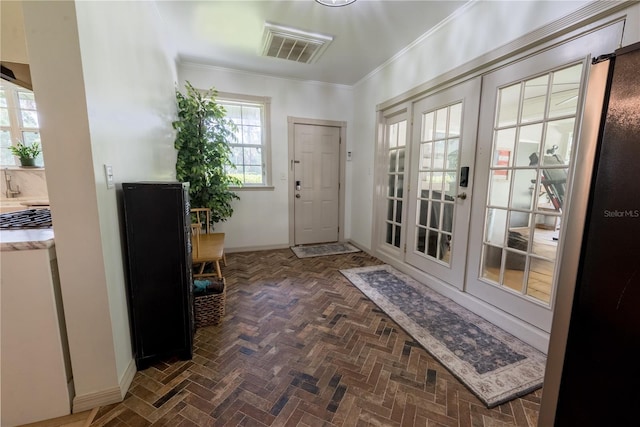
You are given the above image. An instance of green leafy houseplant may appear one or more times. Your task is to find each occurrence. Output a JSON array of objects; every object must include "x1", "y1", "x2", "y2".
[
  {"x1": 173, "y1": 82, "x2": 241, "y2": 226},
  {"x1": 9, "y1": 142, "x2": 41, "y2": 166}
]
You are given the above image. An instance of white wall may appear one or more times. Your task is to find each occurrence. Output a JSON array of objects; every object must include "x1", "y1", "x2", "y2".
[
  {"x1": 178, "y1": 64, "x2": 353, "y2": 249},
  {"x1": 348, "y1": 0, "x2": 593, "y2": 250},
  {"x1": 22, "y1": 0, "x2": 178, "y2": 410}
]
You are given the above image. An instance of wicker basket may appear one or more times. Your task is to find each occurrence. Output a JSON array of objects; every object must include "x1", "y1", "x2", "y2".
[{"x1": 194, "y1": 279, "x2": 226, "y2": 327}]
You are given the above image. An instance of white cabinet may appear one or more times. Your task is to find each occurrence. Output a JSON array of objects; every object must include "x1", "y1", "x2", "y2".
[{"x1": 1, "y1": 236, "x2": 73, "y2": 426}]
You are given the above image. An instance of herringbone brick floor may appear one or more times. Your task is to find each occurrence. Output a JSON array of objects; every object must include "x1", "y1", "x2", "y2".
[{"x1": 92, "y1": 249, "x2": 542, "y2": 426}]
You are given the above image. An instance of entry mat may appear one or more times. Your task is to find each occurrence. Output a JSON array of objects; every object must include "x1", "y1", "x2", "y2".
[
  {"x1": 340, "y1": 265, "x2": 546, "y2": 408},
  {"x1": 291, "y1": 242, "x2": 361, "y2": 259}
]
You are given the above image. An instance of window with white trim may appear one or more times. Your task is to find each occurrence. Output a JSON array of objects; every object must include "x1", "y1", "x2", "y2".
[
  {"x1": 0, "y1": 80, "x2": 43, "y2": 166},
  {"x1": 218, "y1": 93, "x2": 271, "y2": 187}
]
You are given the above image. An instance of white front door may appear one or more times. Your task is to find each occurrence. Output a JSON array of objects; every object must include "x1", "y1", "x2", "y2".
[
  {"x1": 293, "y1": 123, "x2": 340, "y2": 245},
  {"x1": 405, "y1": 78, "x2": 481, "y2": 287}
]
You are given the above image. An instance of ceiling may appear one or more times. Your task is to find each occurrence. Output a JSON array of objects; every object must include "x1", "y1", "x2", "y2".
[{"x1": 154, "y1": 0, "x2": 470, "y2": 86}]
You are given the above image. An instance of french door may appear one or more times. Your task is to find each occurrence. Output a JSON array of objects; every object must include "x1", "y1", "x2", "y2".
[
  {"x1": 375, "y1": 21, "x2": 622, "y2": 341},
  {"x1": 405, "y1": 78, "x2": 481, "y2": 287},
  {"x1": 465, "y1": 24, "x2": 622, "y2": 332}
]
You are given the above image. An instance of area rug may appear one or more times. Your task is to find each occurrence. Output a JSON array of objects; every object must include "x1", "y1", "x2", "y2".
[
  {"x1": 291, "y1": 242, "x2": 361, "y2": 258},
  {"x1": 340, "y1": 265, "x2": 546, "y2": 408}
]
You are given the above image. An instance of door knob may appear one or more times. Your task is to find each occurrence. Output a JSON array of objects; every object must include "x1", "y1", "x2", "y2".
[
  {"x1": 296, "y1": 194, "x2": 301, "y2": 198},
  {"x1": 456, "y1": 192, "x2": 467, "y2": 200}
]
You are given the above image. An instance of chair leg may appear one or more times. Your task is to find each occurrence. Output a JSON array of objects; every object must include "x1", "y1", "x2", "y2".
[
  {"x1": 215, "y1": 261, "x2": 222, "y2": 279},
  {"x1": 222, "y1": 252, "x2": 227, "y2": 266}
]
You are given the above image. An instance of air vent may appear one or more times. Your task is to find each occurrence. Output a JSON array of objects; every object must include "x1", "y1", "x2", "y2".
[{"x1": 261, "y1": 22, "x2": 333, "y2": 64}]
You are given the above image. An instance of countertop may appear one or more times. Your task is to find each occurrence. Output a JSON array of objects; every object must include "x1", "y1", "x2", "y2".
[
  {"x1": 1, "y1": 198, "x2": 50, "y2": 213},
  {"x1": 0, "y1": 228, "x2": 54, "y2": 251}
]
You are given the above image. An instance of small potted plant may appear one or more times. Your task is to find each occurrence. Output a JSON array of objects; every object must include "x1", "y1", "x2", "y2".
[{"x1": 9, "y1": 142, "x2": 41, "y2": 167}]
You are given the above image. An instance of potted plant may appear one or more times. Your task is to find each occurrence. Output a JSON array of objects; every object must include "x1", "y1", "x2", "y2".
[
  {"x1": 9, "y1": 142, "x2": 41, "y2": 167},
  {"x1": 173, "y1": 82, "x2": 241, "y2": 228}
]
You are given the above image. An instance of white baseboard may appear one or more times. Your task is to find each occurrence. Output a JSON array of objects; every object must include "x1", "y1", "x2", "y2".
[
  {"x1": 72, "y1": 358, "x2": 136, "y2": 413},
  {"x1": 72, "y1": 386, "x2": 122, "y2": 413},
  {"x1": 226, "y1": 243, "x2": 290, "y2": 253},
  {"x1": 118, "y1": 358, "x2": 137, "y2": 399}
]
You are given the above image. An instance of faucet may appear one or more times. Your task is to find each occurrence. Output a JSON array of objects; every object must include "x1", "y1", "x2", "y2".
[{"x1": 4, "y1": 168, "x2": 21, "y2": 198}]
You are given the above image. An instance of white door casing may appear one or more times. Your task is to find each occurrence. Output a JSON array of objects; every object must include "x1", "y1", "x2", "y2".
[{"x1": 293, "y1": 123, "x2": 341, "y2": 245}]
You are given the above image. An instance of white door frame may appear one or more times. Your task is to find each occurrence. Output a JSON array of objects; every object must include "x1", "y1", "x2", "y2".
[{"x1": 288, "y1": 116, "x2": 347, "y2": 247}]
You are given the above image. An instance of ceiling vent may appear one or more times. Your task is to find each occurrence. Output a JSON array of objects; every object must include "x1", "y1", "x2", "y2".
[{"x1": 261, "y1": 22, "x2": 333, "y2": 64}]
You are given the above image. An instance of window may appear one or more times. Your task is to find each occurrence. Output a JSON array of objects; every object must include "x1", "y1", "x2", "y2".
[
  {"x1": 217, "y1": 93, "x2": 271, "y2": 187},
  {"x1": 0, "y1": 80, "x2": 43, "y2": 166}
]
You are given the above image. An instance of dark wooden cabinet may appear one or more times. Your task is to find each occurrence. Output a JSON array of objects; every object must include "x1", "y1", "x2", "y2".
[{"x1": 122, "y1": 182, "x2": 193, "y2": 369}]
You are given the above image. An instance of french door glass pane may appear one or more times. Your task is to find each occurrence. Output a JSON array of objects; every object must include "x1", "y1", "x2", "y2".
[
  {"x1": 521, "y1": 75, "x2": 549, "y2": 123},
  {"x1": 389, "y1": 124, "x2": 398, "y2": 148},
  {"x1": 492, "y1": 128, "x2": 516, "y2": 166},
  {"x1": 421, "y1": 112, "x2": 435, "y2": 140},
  {"x1": 531, "y1": 227, "x2": 557, "y2": 258},
  {"x1": 480, "y1": 62, "x2": 583, "y2": 305},
  {"x1": 482, "y1": 245, "x2": 502, "y2": 282},
  {"x1": 446, "y1": 139, "x2": 459, "y2": 169},
  {"x1": 510, "y1": 169, "x2": 537, "y2": 210},
  {"x1": 389, "y1": 151, "x2": 397, "y2": 171},
  {"x1": 386, "y1": 223, "x2": 393, "y2": 244},
  {"x1": 383, "y1": 119, "x2": 407, "y2": 249},
  {"x1": 449, "y1": 104, "x2": 462, "y2": 136},
  {"x1": 503, "y1": 251, "x2": 526, "y2": 291},
  {"x1": 497, "y1": 84, "x2": 520, "y2": 127},
  {"x1": 397, "y1": 122, "x2": 406, "y2": 147},
  {"x1": 527, "y1": 257, "x2": 554, "y2": 302},
  {"x1": 516, "y1": 123, "x2": 543, "y2": 167},
  {"x1": 485, "y1": 208, "x2": 507, "y2": 246},
  {"x1": 398, "y1": 149, "x2": 405, "y2": 173},
  {"x1": 488, "y1": 172, "x2": 511, "y2": 208},
  {"x1": 388, "y1": 175, "x2": 395, "y2": 197},
  {"x1": 396, "y1": 174, "x2": 404, "y2": 197},
  {"x1": 543, "y1": 118, "x2": 574, "y2": 166},
  {"x1": 413, "y1": 101, "x2": 462, "y2": 264},
  {"x1": 548, "y1": 64, "x2": 582, "y2": 118}
]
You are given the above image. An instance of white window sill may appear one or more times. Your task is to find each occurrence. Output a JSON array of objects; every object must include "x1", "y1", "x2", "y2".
[{"x1": 0, "y1": 165, "x2": 45, "y2": 170}]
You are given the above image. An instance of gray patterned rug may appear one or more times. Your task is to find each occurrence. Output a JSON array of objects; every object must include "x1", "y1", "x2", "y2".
[
  {"x1": 340, "y1": 265, "x2": 546, "y2": 408},
  {"x1": 291, "y1": 242, "x2": 361, "y2": 258}
]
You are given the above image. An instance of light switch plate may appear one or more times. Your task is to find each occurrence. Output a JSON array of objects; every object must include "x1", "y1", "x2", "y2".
[{"x1": 104, "y1": 164, "x2": 115, "y2": 189}]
